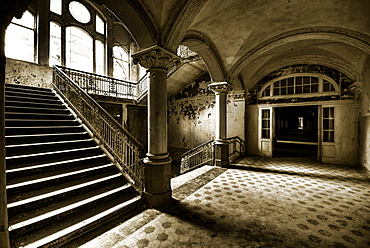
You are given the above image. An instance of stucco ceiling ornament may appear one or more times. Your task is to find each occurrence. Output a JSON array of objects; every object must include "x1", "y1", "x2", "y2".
[
  {"x1": 208, "y1": 82, "x2": 233, "y2": 94},
  {"x1": 132, "y1": 45, "x2": 181, "y2": 70}
]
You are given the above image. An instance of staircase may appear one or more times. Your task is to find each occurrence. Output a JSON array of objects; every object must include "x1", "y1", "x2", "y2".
[{"x1": 5, "y1": 83, "x2": 144, "y2": 248}]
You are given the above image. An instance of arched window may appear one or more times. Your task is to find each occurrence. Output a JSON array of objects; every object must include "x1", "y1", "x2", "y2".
[
  {"x1": 113, "y1": 46, "x2": 129, "y2": 80},
  {"x1": 259, "y1": 73, "x2": 340, "y2": 99},
  {"x1": 66, "y1": 26, "x2": 93, "y2": 72},
  {"x1": 49, "y1": 0, "x2": 106, "y2": 75},
  {"x1": 49, "y1": 21, "x2": 62, "y2": 66},
  {"x1": 5, "y1": 10, "x2": 36, "y2": 63}
]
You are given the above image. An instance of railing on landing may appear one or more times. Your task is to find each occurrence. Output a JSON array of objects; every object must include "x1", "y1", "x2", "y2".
[
  {"x1": 179, "y1": 136, "x2": 244, "y2": 174},
  {"x1": 52, "y1": 66, "x2": 146, "y2": 193},
  {"x1": 56, "y1": 66, "x2": 148, "y2": 102}
]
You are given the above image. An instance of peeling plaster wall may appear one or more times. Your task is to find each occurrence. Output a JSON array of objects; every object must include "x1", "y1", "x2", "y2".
[
  {"x1": 168, "y1": 73, "x2": 245, "y2": 161},
  {"x1": 5, "y1": 59, "x2": 53, "y2": 88},
  {"x1": 359, "y1": 56, "x2": 370, "y2": 173}
]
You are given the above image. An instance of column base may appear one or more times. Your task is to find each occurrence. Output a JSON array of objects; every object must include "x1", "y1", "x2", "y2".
[
  {"x1": 143, "y1": 155, "x2": 173, "y2": 210},
  {"x1": 215, "y1": 142, "x2": 229, "y2": 167},
  {"x1": 143, "y1": 190, "x2": 174, "y2": 210}
]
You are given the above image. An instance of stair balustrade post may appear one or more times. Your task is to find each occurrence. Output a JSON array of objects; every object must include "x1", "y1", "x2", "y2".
[
  {"x1": 209, "y1": 82, "x2": 233, "y2": 167},
  {"x1": 132, "y1": 46, "x2": 180, "y2": 209}
]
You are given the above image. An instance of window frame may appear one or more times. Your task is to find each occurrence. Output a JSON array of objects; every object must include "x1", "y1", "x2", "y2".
[{"x1": 258, "y1": 73, "x2": 340, "y2": 100}]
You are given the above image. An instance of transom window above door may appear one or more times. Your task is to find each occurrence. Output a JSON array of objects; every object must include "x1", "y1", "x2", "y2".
[{"x1": 259, "y1": 73, "x2": 340, "y2": 99}]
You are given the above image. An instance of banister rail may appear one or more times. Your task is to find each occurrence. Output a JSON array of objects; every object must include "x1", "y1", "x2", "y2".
[
  {"x1": 226, "y1": 136, "x2": 245, "y2": 162},
  {"x1": 52, "y1": 66, "x2": 145, "y2": 193},
  {"x1": 56, "y1": 66, "x2": 148, "y2": 101},
  {"x1": 179, "y1": 140, "x2": 215, "y2": 174},
  {"x1": 179, "y1": 136, "x2": 245, "y2": 174}
]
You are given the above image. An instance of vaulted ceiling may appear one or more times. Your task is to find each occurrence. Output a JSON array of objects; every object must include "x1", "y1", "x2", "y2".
[{"x1": 39, "y1": 0, "x2": 370, "y2": 93}]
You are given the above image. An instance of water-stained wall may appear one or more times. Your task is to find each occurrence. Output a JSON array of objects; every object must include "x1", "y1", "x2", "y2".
[
  {"x1": 168, "y1": 73, "x2": 245, "y2": 161},
  {"x1": 5, "y1": 59, "x2": 52, "y2": 88}
]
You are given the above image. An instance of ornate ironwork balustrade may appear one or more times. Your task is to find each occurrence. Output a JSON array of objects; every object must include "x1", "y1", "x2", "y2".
[
  {"x1": 53, "y1": 66, "x2": 145, "y2": 193},
  {"x1": 56, "y1": 66, "x2": 148, "y2": 101},
  {"x1": 179, "y1": 140, "x2": 215, "y2": 174},
  {"x1": 179, "y1": 136, "x2": 245, "y2": 174}
]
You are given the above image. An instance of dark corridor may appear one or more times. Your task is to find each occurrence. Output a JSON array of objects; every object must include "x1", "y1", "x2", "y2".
[{"x1": 274, "y1": 105, "x2": 318, "y2": 157}]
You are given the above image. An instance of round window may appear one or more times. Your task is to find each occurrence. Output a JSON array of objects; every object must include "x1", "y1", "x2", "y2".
[{"x1": 69, "y1": 1, "x2": 91, "y2": 24}]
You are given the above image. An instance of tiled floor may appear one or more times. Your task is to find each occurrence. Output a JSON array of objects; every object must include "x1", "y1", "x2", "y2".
[{"x1": 79, "y1": 157, "x2": 370, "y2": 248}]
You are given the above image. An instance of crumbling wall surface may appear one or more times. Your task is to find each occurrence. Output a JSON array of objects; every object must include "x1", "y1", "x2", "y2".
[
  {"x1": 168, "y1": 73, "x2": 245, "y2": 161},
  {"x1": 5, "y1": 58, "x2": 52, "y2": 88},
  {"x1": 359, "y1": 56, "x2": 370, "y2": 172}
]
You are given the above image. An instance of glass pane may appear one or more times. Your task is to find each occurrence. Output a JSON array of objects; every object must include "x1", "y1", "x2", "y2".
[
  {"x1": 113, "y1": 46, "x2": 129, "y2": 80},
  {"x1": 262, "y1": 120, "x2": 270, "y2": 128},
  {"x1": 323, "y1": 131, "x2": 334, "y2": 142},
  {"x1": 49, "y1": 22, "x2": 61, "y2": 66},
  {"x1": 288, "y1": 86, "x2": 294, "y2": 94},
  {"x1": 311, "y1": 77, "x2": 318, "y2": 84},
  {"x1": 273, "y1": 88, "x2": 279, "y2": 96},
  {"x1": 303, "y1": 76, "x2": 310, "y2": 85},
  {"x1": 66, "y1": 26, "x2": 93, "y2": 72},
  {"x1": 323, "y1": 107, "x2": 329, "y2": 118},
  {"x1": 296, "y1": 77, "x2": 302, "y2": 85},
  {"x1": 5, "y1": 23, "x2": 35, "y2": 62},
  {"x1": 96, "y1": 15, "x2": 105, "y2": 34},
  {"x1": 281, "y1": 79, "x2": 286, "y2": 87},
  {"x1": 50, "y1": 0, "x2": 62, "y2": 15},
  {"x1": 281, "y1": 87, "x2": 286, "y2": 95},
  {"x1": 11, "y1": 10, "x2": 34, "y2": 29},
  {"x1": 323, "y1": 119, "x2": 329, "y2": 130},
  {"x1": 262, "y1": 109, "x2": 270, "y2": 119},
  {"x1": 311, "y1": 83, "x2": 319, "y2": 92},
  {"x1": 274, "y1": 81, "x2": 280, "y2": 88},
  {"x1": 262, "y1": 129, "x2": 270, "y2": 139},
  {"x1": 287, "y1": 77, "x2": 294, "y2": 86},
  {"x1": 296, "y1": 85, "x2": 302, "y2": 94},
  {"x1": 95, "y1": 40, "x2": 105, "y2": 75},
  {"x1": 303, "y1": 85, "x2": 310, "y2": 93},
  {"x1": 69, "y1": 1, "x2": 91, "y2": 24}
]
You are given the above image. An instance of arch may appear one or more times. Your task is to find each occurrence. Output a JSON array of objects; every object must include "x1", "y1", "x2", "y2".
[
  {"x1": 182, "y1": 32, "x2": 226, "y2": 82},
  {"x1": 230, "y1": 27, "x2": 370, "y2": 81},
  {"x1": 92, "y1": 0, "x2": 157, "y2": 49}
]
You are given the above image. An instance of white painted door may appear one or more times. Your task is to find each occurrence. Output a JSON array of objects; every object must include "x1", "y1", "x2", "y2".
[{"x1": 258, "y1": 107, "x2": 274, "y2": 157}]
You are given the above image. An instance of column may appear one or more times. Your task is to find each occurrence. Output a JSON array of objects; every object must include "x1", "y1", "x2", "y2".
[
  {"x1": 209, "y1": 82, "x2": 232, "y2": 167},
  {"x1": 37, "y1": 0, "x2": 49, "y2": 65},
  {"x1": 132, "y1": 46, "x2": 180, "y2": 209}
]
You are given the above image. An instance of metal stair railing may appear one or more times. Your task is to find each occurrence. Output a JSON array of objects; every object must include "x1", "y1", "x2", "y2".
[
  {"x1": 52, "y1": 66, "x2": 145, "y2": 193},
  {"x1": 57, "y1": 66, "x2": 148, "y2": 102},
  {"x1": 179, "y1": 136, "x2": 245, "y2": 174}
]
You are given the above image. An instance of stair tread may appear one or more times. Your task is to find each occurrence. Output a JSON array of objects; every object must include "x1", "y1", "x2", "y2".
[
  {"x1": 7, "y1": 163, "x2": 113, "y2": 188},
  {"x1": 6, "y1": 146, "x2": 100, "y2": 160},
  {"x1": 6, "y1": 154, "x2": 106, "y2": 174},
  {"x1": 17, "y1": 196, "x2": 142, "y2": 248},
  {"x1": 5, "y1": 132, "x2": 88, "y2": 140},
  {"x1": 5, "y1": 100, "x2": 66, "y2": 108},
  {"x1": 7, "y1": 171, "x2": 120, "y2": 206},
  {"x1": 8, "y1": 183, "x2": 131, "y2": 229},
  {"x1": 6, "y1": 138, "x2": 92, "y2": 148}
]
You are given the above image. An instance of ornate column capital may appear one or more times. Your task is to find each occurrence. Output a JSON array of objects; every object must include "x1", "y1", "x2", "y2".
[
  {"x1": 132, "y1": 45, "x2": 181, "y2": 70},
  {"x1": 208, "y1": 82, "x2": 233, "y2": 94}
]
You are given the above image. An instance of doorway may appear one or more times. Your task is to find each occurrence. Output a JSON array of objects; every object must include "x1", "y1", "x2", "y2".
[{"x1": 274, "y1": 105, "x2": 318, "y2": 158}]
